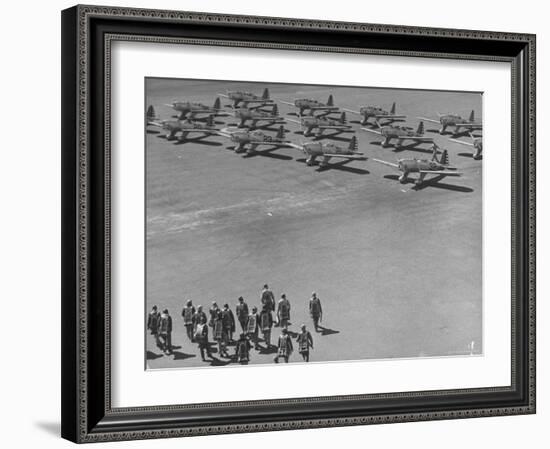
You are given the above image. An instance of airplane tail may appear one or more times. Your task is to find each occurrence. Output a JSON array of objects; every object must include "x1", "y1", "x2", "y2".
[
  {"x1": 272, "y1": 104, "x2": 279, "y2": 116},
  {"x1": 262, "y1": 88, "x2": 270, "y2": 100},
  {"x1": 276, "y1": 125, "x2": 285, "y2": 139},
  {"x1": 348, "y1": 135, "x2": 358, "y2": 152},
  {"x1": 206, "y1": 114, "x2": 214, "y2": 127},
  {"x1": 440, "y1": 149, "x2": 449, "y2": 166},
  {"x1": 146, "y1": 105, "x2": 157, "y2": 120},
  {"x1": 213, "y1": 97, "x2": 221, "y2": 110},
  {"x1": 327, "y1": 94, "x2": 334, "y2": 107},
  {"x1": 416, "y1": 121, "x2": 425, "y2": 135},
  {"x1": 340, "y1": 112, "x2": 347, "y2": 124},
  {"x1": 468, "y1": 109, "x2": 475, "y2": 122},
  {"x1": 390, "y1": 102, "x2": 396, "y2": 114}
]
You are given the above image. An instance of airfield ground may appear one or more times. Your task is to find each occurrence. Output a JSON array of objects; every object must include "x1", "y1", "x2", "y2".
[{"x1": 145, "y1": 78, "x2": 483, "y2": 369}]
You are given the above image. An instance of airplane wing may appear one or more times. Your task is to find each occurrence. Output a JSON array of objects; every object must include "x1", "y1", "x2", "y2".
[
  {"x1": 317, "y1": 125, "x2": 352, "y2": 130},
  {"x1": 419, "y1": 170, "x2": 462, "y2": 176},
  {"x1": 323, "y1": 153, "x2": 365, "y2": 160},
  {"x1": 342, "y1": 108, "x2": 361, "y2": 115},
  {"x1": 373, "y1": 159, "x2": 399, "y2": 168},
  {"x1": 286, "y1": 118, "x2": 302, "y2": 125},
  {"x1": 407, "y1": 137, "x2": 434, "y2": 142},
  {"x1": 448, "y1": 138, "x2": 474, "y2": 146},
  {"x1": 416, "y1": 116, "x2": 440, "y2": 124},
  {"x1": 287, "y1": 143, "x2": 305, "y2": 151},
  {"x1": 148, "y1": 121, "x2": 165, "y2": 128},
  {"x1": 455, "y1": 123, "x2": 483, "y2": 129},
  {"x1": 375, "y1": 114, "x2": 406, "y2": 119},
  {"x1": 278, "y1": 100, "x2": 296, "y2": 106},
  {"x1": 217, "y1": 93, "x2": 230, "y2": 98},
  {"x1": 361, "y1": 127, "x2": 382, "y2": 135},
  {"x1": 309, "y1": 106, "x2": 339, "y2": 110}
]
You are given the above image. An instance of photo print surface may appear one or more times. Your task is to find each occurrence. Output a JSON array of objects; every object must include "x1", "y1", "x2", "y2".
[{"x1": 145, "y1": 77, "x2": 483, "y2": 370}]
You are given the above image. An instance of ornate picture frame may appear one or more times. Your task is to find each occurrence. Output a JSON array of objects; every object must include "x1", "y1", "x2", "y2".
[{"x1": 61, "y1": 4, "x2": 535, "y2": 443}]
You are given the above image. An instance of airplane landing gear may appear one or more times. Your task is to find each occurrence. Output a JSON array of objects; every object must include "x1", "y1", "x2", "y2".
[
  {"x1": 398, "y1": 173, "x2": 408, "y2": 184},
  {"x1": 306, "y1": 156, "x2": 316, "y2": 166}
]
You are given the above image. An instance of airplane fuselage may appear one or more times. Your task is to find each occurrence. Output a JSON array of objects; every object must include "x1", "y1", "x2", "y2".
[{"x1": 162, "y1": 120, "x2": 217, "y2": 140}]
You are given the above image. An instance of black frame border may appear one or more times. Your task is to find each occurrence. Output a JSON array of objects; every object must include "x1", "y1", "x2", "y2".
[{"x1": 61, "y1": 4, "x2": 536, "y2": 443}]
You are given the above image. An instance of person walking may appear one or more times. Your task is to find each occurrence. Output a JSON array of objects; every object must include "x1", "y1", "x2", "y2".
[
  {"x1": 277, "y1": 294, "x2": 291, "y2": 328},
  {"x1": 181, "y1": 300, "x2": 195, "y2": 342},
  {"x1": 246, "y1": 306, "x2": 260, "y2": 350},
  {"x1": 259, "y1": 305, "x2": 274, "y2": 348},
  {"x1": 157, "y1": 309, "x2": 173, "y2": 355},
  {"x1": 296, "y1": 324, "x2": 314, "y2": 362},
  {"x1": 274, "y1": 328, "x2": 293, "y2": 363},
  {"x1": 309, "y1": 292, "x2": 323, "y2": 332},
  {"x1": 235, "y1": 296, "x2": 249, "y2": 332},
  {"x1": 194, "y1": 315, "x2": 212, "y2": 361}
]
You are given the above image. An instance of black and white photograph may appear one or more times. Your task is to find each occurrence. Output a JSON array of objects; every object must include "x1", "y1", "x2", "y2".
[{"x1": 145, "y1": 78, "x2": 483, "y2": 369}]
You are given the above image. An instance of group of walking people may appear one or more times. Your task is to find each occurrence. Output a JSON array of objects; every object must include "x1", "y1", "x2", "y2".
[{"x1": 147, "y1": 285, "x2": 324, "y2": 364}]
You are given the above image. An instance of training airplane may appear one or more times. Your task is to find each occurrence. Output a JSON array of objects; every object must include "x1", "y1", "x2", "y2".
[
  {"x1": 165, "y1": 97, "x2": 226, "y2": 120},
  {"x1": 280, "y1": 94, "x2": 339, "y2": 116},
  {"x1": 343, "y1": 102, "x2": 406, "y2": 126},
  {"x1": 234, "y1": 104, "x2": 285, "y2": 128},
  {"x1": 417, "y1": 110, "x2": 482, "y2": 135},
  {"x1": 218, "y1": 88, "x2": 274, "y2": 108},
  {"x1": 148, "y1": 113, "x2": 220, "y2": 141},
  {"x1": 288, "y1": 136, "x2": 365, "y2": 169},
  {"x1": 449, "y1": 133, "x2": 483, "y2": 160},
  {"x1": 362, "y1": 121, "x2": 434, "y2": 148},
  {"x1": 287, "y1": 112, "x2": 353, "y2": 137},
  {"x1": 217, "y1": 125, "x2": 291, "y2": 154},
  {"x1": 374, "y1": 144, "x2": 461, "y2": 187}
]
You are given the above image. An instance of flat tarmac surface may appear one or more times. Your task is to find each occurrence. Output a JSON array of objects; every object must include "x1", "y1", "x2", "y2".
[{"x1": 145, "y1": 78, "x2": 482, "y2": 369}]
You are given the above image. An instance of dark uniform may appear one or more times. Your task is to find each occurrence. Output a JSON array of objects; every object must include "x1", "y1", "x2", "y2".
[
  {"x1": 213, "y1": 310, "x2": 229, "y2": 357},
  {"x1": 274, "y1": 330, "x2": 293, "y2": 363},
  {"x1": 209, "y1": 302, "x2": 219, "y2": 327},
  {"x1": 235, "y1": 298, "x2": 249, "y2": 332},
  {"x1": 296, "y1": 327, "x2": 314, "y2": 362},
  {"x1": 147, "y1": 306, "x2": 161, "y2": 349},
  {"x1": 194, "y1": 318, "x2": 212, "y2": 361},
  {"x1": 221, "y1": 305, "x2": 236, "y2": 342},
  {"x1": 181, "y1": 302, "x2": 196, "y2": 341},
  {"x1": 235, "y1": 334, "x2": 251, "y2": 363},
  {"x1": 157, "y1": 310, "x2": 173, "y2": 354},
  {"x1": 309, "y1": 294, "x2": 323, "y2": 332},
  {"x1": 259, "y1": 307, "x2": 274, "y2": 347},
  {"x1": 261, "y1": 285, "x2": 276, "y2": 312},
  {"x1": 246, "y1": 308, "x2": 260, "y2": 350},
  {"x1": 277, "y1": 295, "x2": 291, "y2": 328},
  {"x1": 193, "y1": 307, "x2": 207, "y2": 337}
]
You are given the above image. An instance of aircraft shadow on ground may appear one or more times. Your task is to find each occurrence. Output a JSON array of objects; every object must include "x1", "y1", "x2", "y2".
[
  {"x1": 173, "y1": 135, "x2": 223, "y2": 146},
  {"x1": 312, "y1": 131, "x2": 354, "y2": 142},
  {"x1": 146, "y1": 129, "x2": 160, "y2": 134},
  {"x1": 383, "y1": 174, "x2": 474, "y2": 193},
  {"x1": 295, "y1": 158, "x2": 369, "y2": 175},
  {"x1": 225, "y1": 145, "x2": 293, "y2": 160},
  {"x1": 258, "y1": 345, "x2": 278, "y2": 355},
  {"x1": 146, "y1": 350, "x2": 164, "y2": 360},
  {"x1": 316, "y1": 325, "x2": 340, "y2": 336},
  {"x1": 242, "y1": 146, "x2": 294, "y2": 160},
  {"x1": 458, "y1": 152, "x2": 482, "y2": 160},
  {"x1": 172, "y1": 351, "x2": 197, "y2": 361}
]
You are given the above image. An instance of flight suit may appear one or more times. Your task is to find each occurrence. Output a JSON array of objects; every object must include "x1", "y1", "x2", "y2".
[
  {"x1": 181, "y1": 305, "x2": 195, "y2": 341},
  {"x1": 236, "y1": 301, "x2": 249, "y2": 332},
  {"x1": 157, "y1": 313, "x2": 173, "y2": 354},
  {"x1": 296, "y1": 330, "x2": 314, "y2": 362}
]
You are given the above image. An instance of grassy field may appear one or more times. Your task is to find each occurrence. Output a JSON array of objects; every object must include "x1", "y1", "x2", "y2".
[{"x1": 145, "y1": 78, "x2": 482, "y2": 369}]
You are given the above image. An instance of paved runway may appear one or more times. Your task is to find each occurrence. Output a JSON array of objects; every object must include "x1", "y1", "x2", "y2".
[{"x1": 145, "y1": 78, "x2": 482, "y2": 369}]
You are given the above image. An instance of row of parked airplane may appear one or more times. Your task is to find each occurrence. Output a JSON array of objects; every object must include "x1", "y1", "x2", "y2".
[{"x1": 146, "y1": 88, "x2": 482, "y2": 186}]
